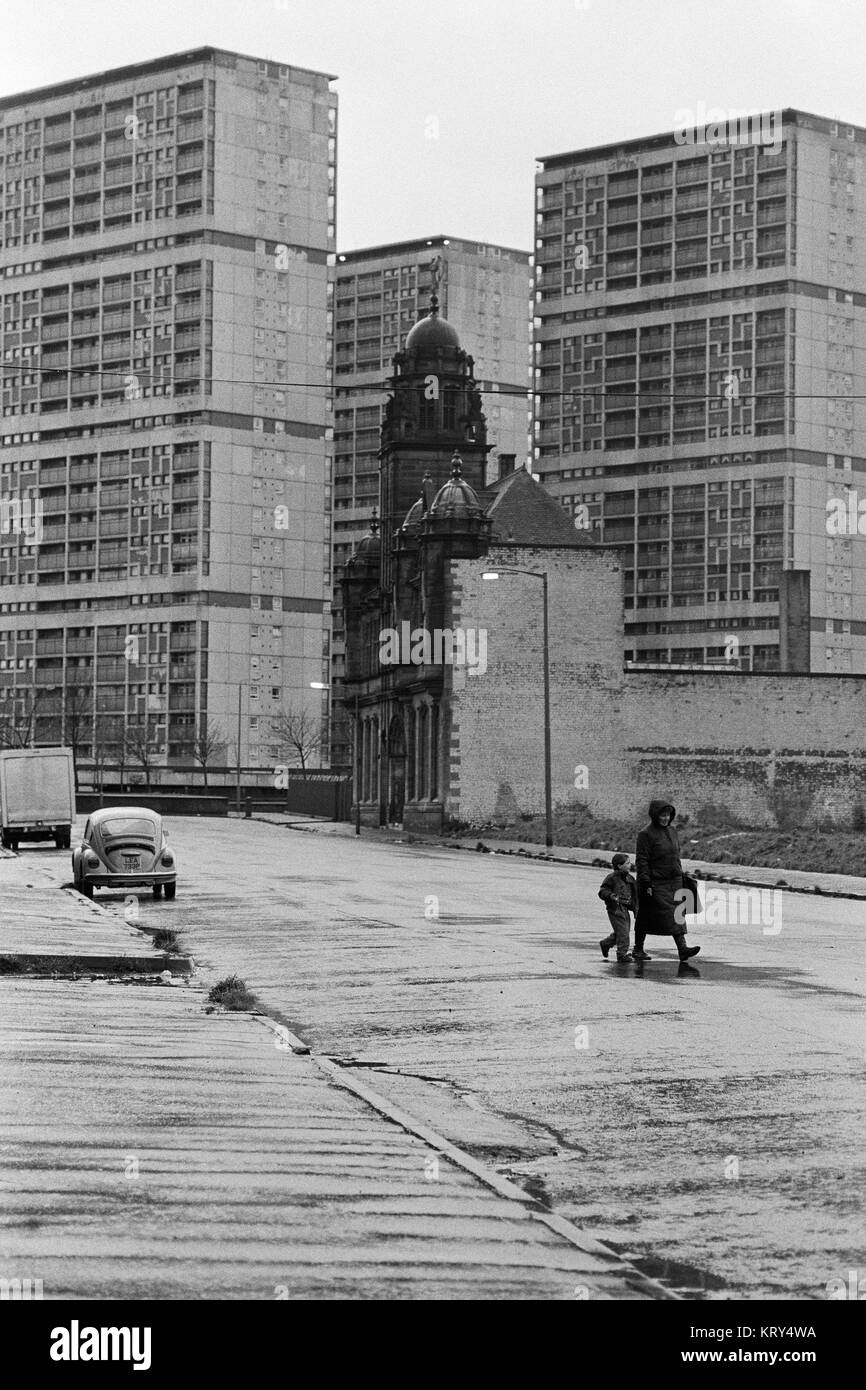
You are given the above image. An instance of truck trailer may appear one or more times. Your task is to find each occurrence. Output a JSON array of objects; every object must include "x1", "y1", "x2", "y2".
[{"x1": 0, "y1": 747, "x2": 76, "y2": 850}]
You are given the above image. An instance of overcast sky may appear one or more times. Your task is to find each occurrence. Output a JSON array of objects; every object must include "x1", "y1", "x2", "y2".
[{"x1": 2, "y1": 0, "x2": 865, "y2": 253}]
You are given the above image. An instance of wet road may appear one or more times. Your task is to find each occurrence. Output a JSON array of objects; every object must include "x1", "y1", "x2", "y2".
[{"x1": 26, "y1": 816, "x2": 866, "y2": 1299}]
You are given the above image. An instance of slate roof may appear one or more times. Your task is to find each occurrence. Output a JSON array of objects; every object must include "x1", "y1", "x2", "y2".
[{"x1": 480, "y1": 467, "x2": 596, "y2": 547}]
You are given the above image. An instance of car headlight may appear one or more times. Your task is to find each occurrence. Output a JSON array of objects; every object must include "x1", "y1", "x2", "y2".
[
  {"x1": 161, "y1": 851, "x2": 174, "y2": 867},
  {"x1": 84, "y1": 851, "x2": 100, "y2": 867}
]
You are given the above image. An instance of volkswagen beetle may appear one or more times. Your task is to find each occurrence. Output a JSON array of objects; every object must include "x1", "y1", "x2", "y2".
[{"x1": 72, "y1": 807, "x2": 177, "y2": 899}]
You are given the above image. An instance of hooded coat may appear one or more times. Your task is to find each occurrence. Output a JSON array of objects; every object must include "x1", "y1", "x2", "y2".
[{"x1": 635, "y1": 799, "x2": 687, "y2": 937}]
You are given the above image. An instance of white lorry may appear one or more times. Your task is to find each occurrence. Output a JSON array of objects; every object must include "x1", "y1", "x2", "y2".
[{"x1": 0, "y1": 747, "x2": 75, "y2": 851}]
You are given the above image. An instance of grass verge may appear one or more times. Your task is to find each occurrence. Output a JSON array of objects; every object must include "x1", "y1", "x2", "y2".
[{"x1": 454, "y1": 804, "x2": 866, "y2": 876}]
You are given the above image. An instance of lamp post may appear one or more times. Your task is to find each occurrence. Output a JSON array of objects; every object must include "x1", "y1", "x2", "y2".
[
  {"x1": 482, "y1": 568, "x2": 553, "y2": 848},
  {"x1": 235, "y1": 682, "x2": 244, "y2": 813}
]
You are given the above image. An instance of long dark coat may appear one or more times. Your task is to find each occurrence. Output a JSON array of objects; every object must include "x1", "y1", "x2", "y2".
[{"x1": 635, "y1": 799, "x2": 687, "y2": 937}]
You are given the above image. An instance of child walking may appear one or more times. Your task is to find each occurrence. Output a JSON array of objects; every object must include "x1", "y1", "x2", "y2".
[{"x1": 598, "y1": 852, "x2": 637, "y2": 963}]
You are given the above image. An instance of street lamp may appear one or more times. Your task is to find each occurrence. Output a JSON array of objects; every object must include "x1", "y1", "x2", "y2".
[
  {"x1": 235, "y1": 682, "x2": 244, "y2": 814},
  {"x1": 310, "y1": 680, "x2": 329, "y2": 764},
  {"x1": 483, "y1": 568, "x2": 553, "y2": 848}
]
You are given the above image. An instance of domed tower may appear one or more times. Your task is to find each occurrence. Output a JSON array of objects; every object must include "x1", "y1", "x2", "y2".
[
  {"x1": 420, "y1": 451, "x2": 491, "y2": 635},
  {"x1": 379, "y1": 293, "x2": 489, "y2": 595}
]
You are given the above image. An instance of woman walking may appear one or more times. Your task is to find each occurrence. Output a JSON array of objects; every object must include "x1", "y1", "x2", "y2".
[{"x1": 633, "y1": 800, "x2": 701, "y2": 963}]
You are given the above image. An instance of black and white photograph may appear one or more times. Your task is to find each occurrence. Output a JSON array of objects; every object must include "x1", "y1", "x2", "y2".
[{"x1": 0, "y1": 0, "x2": 863, "y2": 1361}]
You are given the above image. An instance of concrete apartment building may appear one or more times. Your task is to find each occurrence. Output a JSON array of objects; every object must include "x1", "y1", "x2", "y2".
[
  {"x1": 0, "y1": 47, "x2": 337, "y2": 769},
  {"x1": 533, "y1": 108, "x2": 866, "y2": 673},
  {"x1": 330, "y1": 235, "x2": 531, "y2": 760}
]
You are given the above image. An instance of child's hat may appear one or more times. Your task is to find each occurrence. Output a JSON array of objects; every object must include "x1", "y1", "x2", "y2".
[{"x1": 611, "y1": 852, "x2": 630, "y2": 867}]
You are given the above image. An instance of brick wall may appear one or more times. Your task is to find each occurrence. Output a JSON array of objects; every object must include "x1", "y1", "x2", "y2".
[{"x1": 447, "y1": 543, "x2": 866, "y2": 830}]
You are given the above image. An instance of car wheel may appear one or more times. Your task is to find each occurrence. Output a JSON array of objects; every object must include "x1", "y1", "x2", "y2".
[
  {"x1": 54, "y1": 834, "x2": 63, "y2": 849},
  {"x1": 152, "y1": 883, "x2": 162, "y2": 898},
  {"x1": 164, "y1": 883, "x2": 176, "y2": 901},
  {"x1": 9, "y1": 836, "x2": 18, "y2": 853},
  {"x1": 79, "y1": 878, "x2": 93, "y2": 899}
]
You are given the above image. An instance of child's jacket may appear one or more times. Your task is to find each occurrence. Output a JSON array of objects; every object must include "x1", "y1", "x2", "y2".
[{"x1": 598, "y1": 871, "x2": 638, "y2": 915}]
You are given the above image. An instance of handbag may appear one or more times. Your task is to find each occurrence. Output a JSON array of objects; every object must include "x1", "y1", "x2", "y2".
[{"x1": 681, "y1": 872, "x2": 702, "y2": 916}]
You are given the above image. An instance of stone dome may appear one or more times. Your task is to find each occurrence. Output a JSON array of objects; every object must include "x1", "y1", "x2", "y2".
[
  {"x1": 405, "y1": 298, "x2": 461, "y2": 352},
  {"x1": 346, "y1": 512, "x2": 380, "y2": 567},
  {"x1": 427, "y1": 452, "x2": 484, "y2": 520},
  {"x1": 401, "y1": 497, "x2": 426, "y2": 530}
]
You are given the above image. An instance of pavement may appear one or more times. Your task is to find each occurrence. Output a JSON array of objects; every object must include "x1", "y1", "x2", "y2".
[{"x1": 0, "y1": 848, "x2": 666, "y2": 1301}]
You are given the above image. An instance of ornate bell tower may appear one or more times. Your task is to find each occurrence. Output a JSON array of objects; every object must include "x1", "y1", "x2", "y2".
[{"x1": 378, "y1": 289, "x2": 489, "y2": 594}]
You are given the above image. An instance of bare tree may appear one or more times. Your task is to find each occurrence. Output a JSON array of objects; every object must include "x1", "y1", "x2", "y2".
[
  {"x1": 63, "y1": 682, "x2": 92, "y2": 792},
  {"x1": 192, "y1": 719, "x2": 226, "y2": 790},
  {"x1": 0, "y1": 688, "x2": 43, "y2": 749},
  {"x1": 91, "y1": 715, "x2": 124, "y2": 799},
  {"x1": 272, "y1": 706, "x2": 322, "y2": 780},
  {"x1": 123, "y1": 717, "x2": 163, "y2": 789}
]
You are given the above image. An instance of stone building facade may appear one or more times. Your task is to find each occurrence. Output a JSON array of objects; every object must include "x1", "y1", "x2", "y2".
[{"x1": 344, "y1": 301, "x2": 866, "y2": 833}]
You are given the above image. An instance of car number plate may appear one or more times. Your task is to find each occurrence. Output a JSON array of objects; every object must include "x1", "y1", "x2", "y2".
[{"x1": 123, "y1": 855, "x2": 140, "y2": 870}]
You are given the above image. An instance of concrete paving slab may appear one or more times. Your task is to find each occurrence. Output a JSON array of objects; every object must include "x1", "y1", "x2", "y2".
[{"x1": 0, "y1": 976, "x2": 664, "y2": 1300}]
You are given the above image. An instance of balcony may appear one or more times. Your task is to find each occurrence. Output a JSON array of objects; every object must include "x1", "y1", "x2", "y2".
[
  {"x1": 176, "y1": 150, "x2": 204, "y2": 174},
  {"x1": 43, "y1": 151, "x2": 72, "y2": 173},
  {"x1": 41, "y1": 378, "x2": 69, "y2": 399},
  {"x1": 70, "y1": 373, "x2": 100, "y2": 395},
  {"x1": 642, "y1": 170, "x2": 673, "y2": 192},
  {"x1": 608, "y1": 204, "x2": 638, "y2": 224},
  {"x1": 98, "y1": 547, "x2": 128, "y2": 566},
  {"x1": 43, "y1": 178, "x2": 71, "y2": 201},
  {"x1": 758, "y1": 201, "x2": 786, "y2": 226},
  {"x1": 105, "y1": 164, "x2": 133, "y2": 188},
  {"x1": 676, "y1": 189, "x2": 708, "y2": 210},
  {"x1": 43, "y1": 207, "x2": 70, "y2": 229},
  {"x1": 641, "y1": 197, "x2": 673, "y2": 218}
]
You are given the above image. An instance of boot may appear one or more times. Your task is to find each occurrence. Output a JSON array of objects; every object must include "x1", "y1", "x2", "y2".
[{"x1": 674, "y1": 933, "x2": 700, "y2": 961}]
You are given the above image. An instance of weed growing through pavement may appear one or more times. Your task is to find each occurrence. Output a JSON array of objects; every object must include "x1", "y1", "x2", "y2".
[
  {"x1": 208, "y1": 975, "x2": 258, "y2": 1011},
  {"x1": 152, "y1": 929, "x2": 180, "y2": 952}
]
